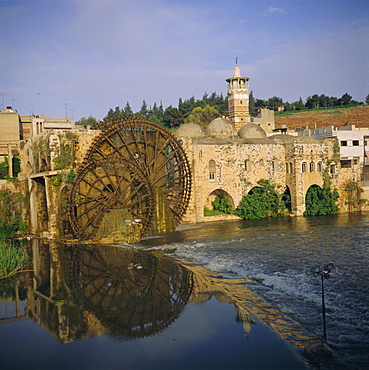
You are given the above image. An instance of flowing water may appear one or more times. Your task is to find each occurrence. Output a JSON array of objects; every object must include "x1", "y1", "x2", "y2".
[{"x1": 139, "y1": 212, "x2": 369, "y2": 369}]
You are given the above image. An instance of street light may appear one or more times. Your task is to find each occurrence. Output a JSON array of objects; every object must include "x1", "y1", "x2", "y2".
[{"x1": 312, "y1": 263, "x2": 335, "y2": 341}]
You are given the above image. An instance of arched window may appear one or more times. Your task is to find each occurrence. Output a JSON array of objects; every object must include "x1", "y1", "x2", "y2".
[
  {"x1": 317, "y1": 162, "x2": 322, "y2": 172},
  {"x1": 209, "y1": 160, "x2": 216, "y2": 180},
  {"x1": 301, "y1": 162, "x2": 307, "y2": 173},
  {"x1": 310, "y1": 162, "x2": 315, "y2": 172},
  {"x1": 272, "y1": 159, "x2": 279, "y2": 172},
  {"x1": 259, "y1": 159, "x2": 264, "y2": 166},
  {"x1": 245, "y1": 159, "x2": 251, "y2": 171},
  {"x1": 330, "y1": 164, "x2": 336, "y2": 174},
  {"x1": 286, "y1": 163, "x2": 289, "y2": 173},
  {"x1": 289, "y1": 163, "x2": 293, "y2": 173}
]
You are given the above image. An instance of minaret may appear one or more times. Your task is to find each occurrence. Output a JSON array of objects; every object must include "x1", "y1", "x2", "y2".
[{"x1": 226, "y1": 64, "x2": 250, "y2": 131}]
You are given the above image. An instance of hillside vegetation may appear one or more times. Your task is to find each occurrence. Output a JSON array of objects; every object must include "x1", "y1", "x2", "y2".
[{"x1": 275, "y1": 106, "x2": 369, "y2": 131}]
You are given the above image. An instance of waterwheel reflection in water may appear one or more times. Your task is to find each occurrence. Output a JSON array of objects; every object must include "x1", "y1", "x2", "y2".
[{"x1": 71, "y1": 245, "x2": 194, "y2": 337}]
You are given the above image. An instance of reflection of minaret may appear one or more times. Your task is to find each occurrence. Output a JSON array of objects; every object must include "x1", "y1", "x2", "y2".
[{"x1": 226, "y1": 63, "x2": 250, "y2": 131}]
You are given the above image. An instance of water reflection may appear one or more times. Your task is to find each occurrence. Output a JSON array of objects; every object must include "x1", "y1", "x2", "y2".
[
  {"x1": 26, "y1": 240, "x2": 195, "y2": 342},
  {"x1": 1, "y1": 238, "x2": 346, "y2": 369}
]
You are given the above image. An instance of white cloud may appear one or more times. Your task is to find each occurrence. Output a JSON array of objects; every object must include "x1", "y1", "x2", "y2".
[{"x1": 264, "y1": 6, "x2": 286, "y2": 15}]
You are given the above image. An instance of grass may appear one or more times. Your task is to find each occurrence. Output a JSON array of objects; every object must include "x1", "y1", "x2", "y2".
[
  {"x1": 204, "y1": 207, "x2": 229, "y2": 216},
  {"x1": 0, "y1": 240, "x2": 30, "y2": 279}
]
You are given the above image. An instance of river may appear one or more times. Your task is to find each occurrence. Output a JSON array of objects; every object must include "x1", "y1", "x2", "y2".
[
  {"x1": 1, "y1": 212, "x2": 368, "y2": 369},
  {"x1": 139, "y1": 212, "x2": 369, "y2": 369}
]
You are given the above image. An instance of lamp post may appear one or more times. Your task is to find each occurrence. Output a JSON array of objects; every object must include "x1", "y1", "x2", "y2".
[{"x1": 312, "y1": 263, "x2": 334, "y2": 341}]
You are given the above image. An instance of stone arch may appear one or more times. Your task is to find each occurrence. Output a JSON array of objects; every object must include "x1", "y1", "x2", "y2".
[
  {"x1": 205, "y1": 189, "x2": 235, "y2": 210},
  {"x1": 282, "y1": 185, "x2": 292, "y2": 211},
  {"x1": 301, "y1": 161, "x2": 307, "y2": 173}
]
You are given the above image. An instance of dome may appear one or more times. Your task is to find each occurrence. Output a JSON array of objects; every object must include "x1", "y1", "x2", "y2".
[
  {"x1": 175, "y1": 123, "x2": 205, "y2": 138},
  {"x1": 206, "y1": 117, "x2": 237, "y2": 137},
  {"x1": 238, "y1": 122, "x2": 267, "y2": 139}
]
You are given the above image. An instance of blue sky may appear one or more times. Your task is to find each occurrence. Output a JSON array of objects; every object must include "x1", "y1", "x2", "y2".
[{"x1": 0, "y1": 0, "x2": 368, "y2": 120}]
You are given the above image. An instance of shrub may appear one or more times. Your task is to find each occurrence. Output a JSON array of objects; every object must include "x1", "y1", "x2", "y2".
[
  {"x1": 304, "y1": 186, "x2": 339, "y2": 216},
  {"x1": 235, "y1": 179, "x2": 287, "y2": 219},
  {"x1": 211, "y1": 196, "x2": 233, "y2": 214}
]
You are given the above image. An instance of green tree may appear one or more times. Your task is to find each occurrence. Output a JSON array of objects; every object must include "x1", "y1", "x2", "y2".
[
  {"x1": 249, "y1": 90, "x2": 256, "y2": 116},
  {"x1": 339, "y1": 92, "x2": 352, "y2": 106},
  {"x1": 139, "y1": 100, "x2": 149, "y2": 117},
  {"x1": 267, "y1": 96, "x2": 283, "y2": 111},
  {"x1": 162, "y1": 106, "x2": 182, "y2": 129},
  {"x1": 304, "y1": 186, "x2": 339, "y2": 216},
  {"x1": 306, "y1": 94, "x2": 319, "y2": 109},
  {"x1": 185, "y1": 105, "x2": 219, "y2": 128},
  {"x1": 298, "y1": 97, "x2": 305, "y2": 110},
  {"x1": 123, "y1": 102, "x2": 133, "y2": 115},
  {"x1": 76, "y1": 115, "x2": 98, "y2": 126}
]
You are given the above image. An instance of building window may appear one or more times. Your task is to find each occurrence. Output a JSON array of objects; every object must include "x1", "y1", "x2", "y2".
[
  {"x1": 286, "y1": 163, "x2": 289, "y2": 173},
  {"x1": 209, "y1": 160, "x2": 216, "y2": 180},
  {"x1": 317, "y1": 162, "x2": 322, "y2": 172},
  {"x1": 301, "y1": 162, "x2": 307, "y2": 173},
  {"x1": 341, "y1": 141, "x2": 347, "y2": 146},
  {"x1": 340, "y1": 160, "x2": 351, "y2": 168},
  {"x1": 310, "y1": 162, "x2": 315, "y2": 172},
  {"x1": 330, "y1": 164, "x2": 336, "y2": 174},
  {"x1": 245, "y1": 159, "x2": 251, "y2": 171},
  {"x1": 272, "y1": 159, "x2": 279, "y2": 172},
  {"x1": 353, "y1": 140, "x2": 359, "y2": 146},
  {"x1": 259, "y1": 159, "x2": 264, "y2": 166}
]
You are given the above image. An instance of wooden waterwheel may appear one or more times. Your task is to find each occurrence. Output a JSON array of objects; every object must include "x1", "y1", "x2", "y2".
[
  {"x1": 69, "y1": 117, "x2": 191, "y2": 240},
  {"x1": 69, "y1": 156, "x2": 154, "y2": 241}
]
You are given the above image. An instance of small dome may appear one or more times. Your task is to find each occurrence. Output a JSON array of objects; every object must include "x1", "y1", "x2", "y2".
[
  {"x1": 206, "y1": 117, "x2": 237, "y2": 137},
  {"x1": 238, "y1": 122, "x2": 267, "y2": 139},
  {"x1": 175, "y1": 123, "x2": 205, "y2": 138}
]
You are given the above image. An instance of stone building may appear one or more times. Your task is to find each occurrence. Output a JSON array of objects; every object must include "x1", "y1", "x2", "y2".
[{"x1": 176, "y1": 66, "x2": 363, "y2": 223}]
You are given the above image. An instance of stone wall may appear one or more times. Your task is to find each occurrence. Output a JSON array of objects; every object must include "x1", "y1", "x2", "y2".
[{"x1": 180, "y1": 135, "x2": 363, "y2": 223}]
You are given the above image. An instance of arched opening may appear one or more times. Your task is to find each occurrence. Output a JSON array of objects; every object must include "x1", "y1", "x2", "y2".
[
  {"x1": 282, "y1": 186, "x2": 292, "y2": 211},
  {"x1": 235, "y1": 180, "x2": 287, "y2": 219},
  {"x1": 204, "y1": 189, "x2": 234, "y2": 216},
  {"x1": 310, "y1": 162, "x2": 315, "y2": 172},
  {"x1": 301, "y1": 162, "x2": 307, "y2": 173},
  {"x1": 304, "y1": 184, "x2": 339, "y2": 216}
]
